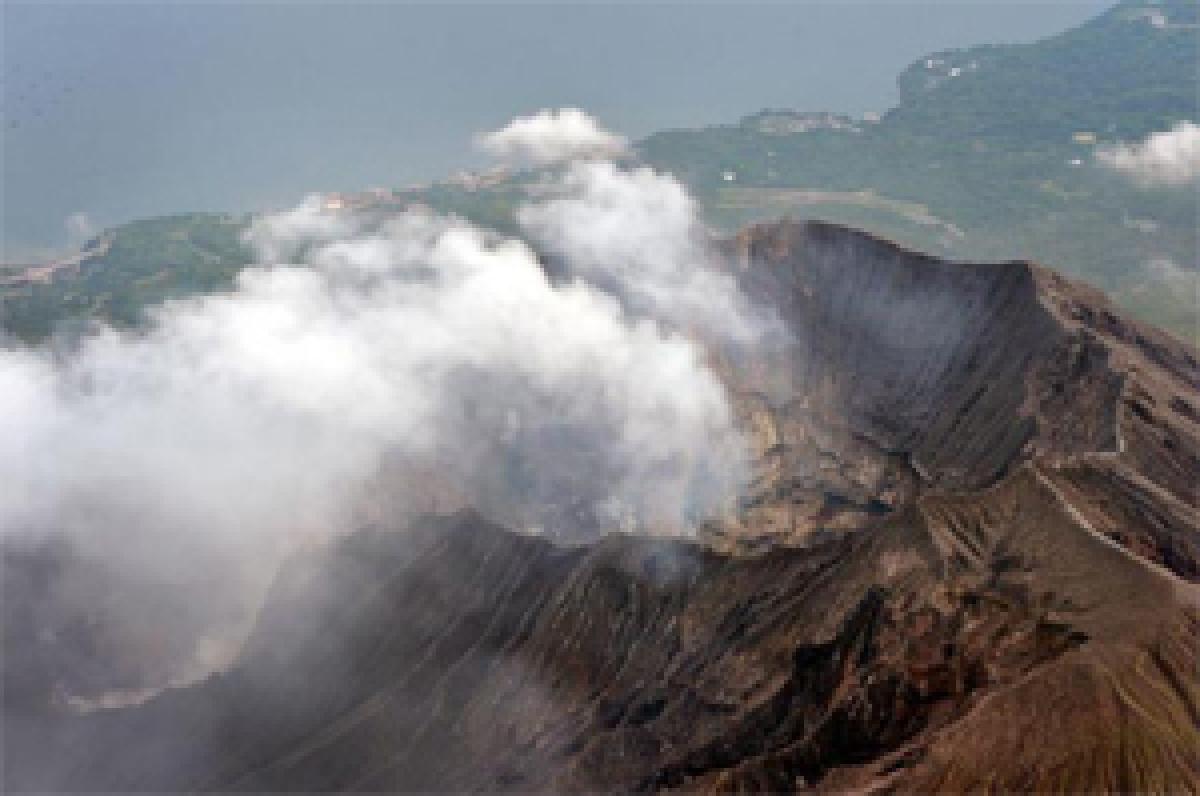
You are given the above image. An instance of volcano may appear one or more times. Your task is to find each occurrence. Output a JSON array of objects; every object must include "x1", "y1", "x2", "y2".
[{"x1": 4, "y1": 221, "x2": 1197, "y2": 793}]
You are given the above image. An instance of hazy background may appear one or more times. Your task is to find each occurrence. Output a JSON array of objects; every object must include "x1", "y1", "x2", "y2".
[{"x1": 3, "y1": 1, "x2": 1110, "y2": 258}]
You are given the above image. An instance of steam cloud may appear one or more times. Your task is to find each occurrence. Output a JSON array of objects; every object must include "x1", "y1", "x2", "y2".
[
  {"x1": 477, "y1": 107, "x2": 629, "y2": 165},
  {"x1": 519, "y1": 160, "x2": 764, "y2": 340},
  {"x1": 1096, "y1": 121, "x2": 1200, "y2": 186},
  {"x1": 65, "y1": 212, "x2": 98, "y2": 249},
  {"x1": 0, "y1": 111, "x2": 761, "y2": 692}
]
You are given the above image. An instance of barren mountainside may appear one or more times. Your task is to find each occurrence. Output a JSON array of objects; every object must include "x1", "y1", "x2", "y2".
[{"x1": 5, "y1": 221, "x2": 1198, "y2": 793}]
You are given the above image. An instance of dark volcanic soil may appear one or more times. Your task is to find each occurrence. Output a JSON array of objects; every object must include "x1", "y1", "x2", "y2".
[{"x1": 4, "y1": 221, "x2": 1198, "y2": 793}]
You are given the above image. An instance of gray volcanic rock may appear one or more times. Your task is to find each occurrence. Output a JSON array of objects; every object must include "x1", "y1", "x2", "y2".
[
  {"x1": 717, "y1": 221, "x2": 1198, "y2": 569},
  {"x1": 4, "y1": 221, "x2": 1197, "y2": 793}
]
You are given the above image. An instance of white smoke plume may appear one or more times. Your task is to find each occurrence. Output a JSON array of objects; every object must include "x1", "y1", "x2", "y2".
[
  {"x1": 1143, "y1": 256, "x2": 1197, "y2": 290},
  {"x1": 476, "y1": 107, "x2": 629, "y2": 165},
  {"x1": 0, "y1": 111, "x2": 760, "y2": 693},
  {"x1": 517, "y1": 159, "x2": 766, "y2": 341},
  {"x1": 65, "y1": 212, "x2": 99, "y2": 249},
  {"x1": 1096, "y1": 121, "x2": 1200, "y2": 186}
]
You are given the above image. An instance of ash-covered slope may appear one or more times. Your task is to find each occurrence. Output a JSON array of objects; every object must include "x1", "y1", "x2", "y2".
[
  {"x1": 5, "y1": 221, "x2": 1198, "y2": 793},
  {"x1": 720, "y1": 221, "x2": 1198, "y2": 573}
]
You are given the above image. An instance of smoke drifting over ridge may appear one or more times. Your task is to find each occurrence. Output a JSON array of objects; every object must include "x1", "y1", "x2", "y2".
[
  {"x1": 520, "y1": 160, "x2": 764, "y2": 340},
  {"x1": 1096, "y1": 121, "x2": 1200, "y2": 186},
  {"x1": 477, "y1": 107, "x2": 630, "y2": 166},
  {"x1": 1, "y1": 112, "x2": 766, "y2": 692}
]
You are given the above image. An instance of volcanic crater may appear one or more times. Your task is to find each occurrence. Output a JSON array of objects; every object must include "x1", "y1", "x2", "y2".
[{"x1": 5, "y1": 221, "x2": 1198, "y2": 793}]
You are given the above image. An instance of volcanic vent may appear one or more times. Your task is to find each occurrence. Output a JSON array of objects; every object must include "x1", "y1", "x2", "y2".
[{"x1": 4, "y1": 221, "x2": 1198, "y2": 793}]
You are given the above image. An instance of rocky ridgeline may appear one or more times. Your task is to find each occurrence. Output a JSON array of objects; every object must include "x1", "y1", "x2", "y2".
[{"x1": 5, "y1": 222, "x2": 1198, "y2": 793}]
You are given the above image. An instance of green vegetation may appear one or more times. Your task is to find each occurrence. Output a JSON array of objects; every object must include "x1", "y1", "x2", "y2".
[
  {"x1": 1, "y1": 213, "x2": 251, "y2": 341},
  {"x1": 638, "y1": 0, "x2": 1197, "y2": 340},
  {"x1": 890, "y1": 0, "x2": 1196, "y2": 143},
  {"x1": 418, "y1": 182, "x2": 529, "y2": 241},
  {"x1": 2, "y1": 1, "x2": 1194, "y2": 343}
]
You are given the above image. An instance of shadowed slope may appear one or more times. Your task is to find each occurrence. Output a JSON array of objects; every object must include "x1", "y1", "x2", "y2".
[{"x1": 4, "y1": 221, "x2": 1197, "y2": 793}]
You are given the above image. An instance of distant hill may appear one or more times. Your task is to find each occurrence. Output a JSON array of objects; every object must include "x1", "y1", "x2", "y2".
[
  {"x1": 1, "y1": 1, "x2": 1195, "y2": 343},
  {"x1": 0, "y1": 213, "x2": 250, "y2": 341},
  {"x1": 638, "y1": 0, "x2": 1198, "y2": 340},
  {"x1": 889, "y1": 0, "x2": 1197, "y2": 142}
]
